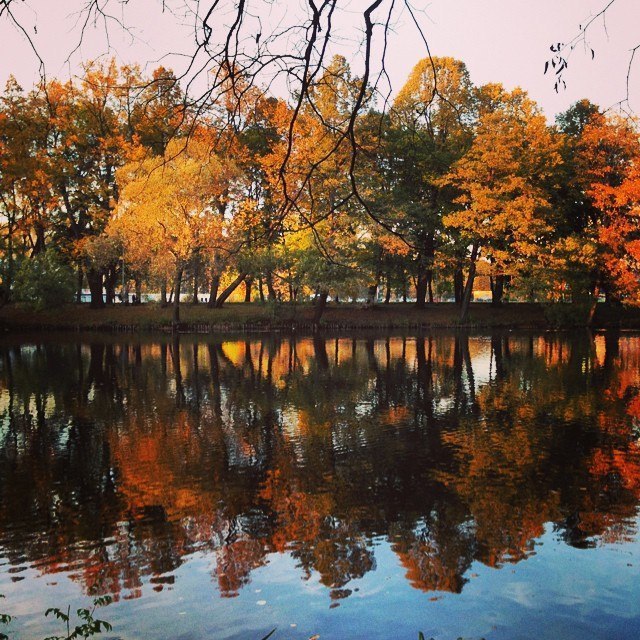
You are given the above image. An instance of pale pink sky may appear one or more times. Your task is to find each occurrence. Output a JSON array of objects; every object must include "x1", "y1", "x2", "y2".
[{"x1": 1, "y1": 0, "x2": 639, "y2": 120}]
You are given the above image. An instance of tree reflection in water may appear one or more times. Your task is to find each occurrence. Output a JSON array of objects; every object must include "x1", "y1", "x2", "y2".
[{"x1": 1, "y1": 331, "x2": 640, "y2": 603}]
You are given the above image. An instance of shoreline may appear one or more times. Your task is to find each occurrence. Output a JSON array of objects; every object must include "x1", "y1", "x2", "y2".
[{"x1": 0, "y1": 301, "x2": 636, "y2": 334}]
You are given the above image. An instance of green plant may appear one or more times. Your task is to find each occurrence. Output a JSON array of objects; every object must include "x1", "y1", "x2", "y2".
[
  {"x1": 44, "y1": 596, "x2": 113, "y2": 640},
  {"x1": 0, "y1": 595, "x2": 11, "y2": 640},
  {"x1": 13, "y1": 250, "x2": 76, "y2": 310}
]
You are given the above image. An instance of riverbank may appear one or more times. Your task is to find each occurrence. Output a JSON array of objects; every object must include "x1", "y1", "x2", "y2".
[{"x1": 0, "y1": 301, "x2": 637, "y2": 333}]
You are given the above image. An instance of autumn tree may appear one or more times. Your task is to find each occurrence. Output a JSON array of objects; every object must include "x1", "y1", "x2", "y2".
[
  {"x1": 0, "y1": 76, "x2": 60, "y2": 299},
  {"x1": 110, "y1": 136, "x2": 242, "y2": 325},
  {"x1": 574, "y1": 112, "x2": 640, "y2": 314},
  {"x1": 384, "y1": 57, "x2": 475, "y2": 307},
  {"x1": 443, "y1": 84, "x2": 562, "y2": 321},
  {"x1": 230, "y1": 89, "x2": 286, "y2": 304},
  {"x1": 130, "y1": 66, "x2": 186, "y2": 155},
  {"x1": 534, "y1": 99, "x2": 603, "y2": 305},
  {"x1": 283, "y1": 55, "x2": 371, "y2": 318}
]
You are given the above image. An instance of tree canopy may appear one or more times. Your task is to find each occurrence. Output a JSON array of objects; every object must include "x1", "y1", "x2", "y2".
[{"x1": 0, "y1": 54, "x2": 639, "y2": 323}]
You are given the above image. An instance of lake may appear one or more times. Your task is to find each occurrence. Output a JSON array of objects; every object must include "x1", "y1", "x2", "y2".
[{"x1": 1, "y1": 331, "x2": 640, "y2": 639}]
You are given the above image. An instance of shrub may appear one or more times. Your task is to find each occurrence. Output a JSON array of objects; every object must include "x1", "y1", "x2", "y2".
[{"x1": 13, "y1": 251, "x2": 76, "y2": 310}]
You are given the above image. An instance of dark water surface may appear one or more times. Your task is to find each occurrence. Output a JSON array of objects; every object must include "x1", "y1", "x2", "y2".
[{"x1": 1, "y1": 331, "x2": 640, "y2": 639}]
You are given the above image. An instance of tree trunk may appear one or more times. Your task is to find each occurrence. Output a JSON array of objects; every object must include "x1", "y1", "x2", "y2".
[
  {"x1": 587, "y1": 284, "x2": 600, "y2": 326},
  {"x1": 244, "y1": 276, "x2": 253, "y2": 302},
  {"x1": 86, "y1": 268, "x2": 105, "y2": 309},
  {"x1": 192, "y1": 264, "x2": 199, "y2": 304},
  {"x1": 207, "y1": 273, "x2": 221, "y2": 309},
  {"x1": 135, "y1": 277, "x2": 142, "y2": 305},
  {"x1": 313, "y1": 289, "x2": 329, "y2": 324},
  {"x1": 160, "y1": 280, "x2": 168, "y2": 307},
  {"x1": 415, "y1": 273, "x2": 428, "y2": 309},
  {"x1": 215, "y1": 272, "x2": 247, "y2": 308},
  {"x1": 265, "y1": 270, "x2": 277, "y2": 301},
  {"x1": 366, "y1": 283, "x2": 378, "y2": 306},
  {"x1": 172, "y1": 265, "x2": 183, "y2": 328},
  {"x1": 384, "y1": 276, "x2": 391, "y2": 304},
  {"x1": 258, "y1": 276, "x2": 265, "y2": 303},
  {"x1": 33, "y1": 223, "x2": 46, "y2": 255},
  {"x1": 5, "y1": 214, "x2": 14, "y2": 303},
  {"x1": 454, "y1": 267, "x2": 464, "y2": 305},
  {"x1": 104, "y1": 268, "x2": 116, "y2": 305},
  {"x1": 491, "y1": 274, "x2": 505, "y2": 306},
  {"x1": 76, "y1": 266, "x2": 83, "y2": 304},
  {"x1": 427, "y1": 270, "x2": 434, "y2": 303},
  {"x1": 459, "y1": 243, "x2": 480, "y2": 323}
]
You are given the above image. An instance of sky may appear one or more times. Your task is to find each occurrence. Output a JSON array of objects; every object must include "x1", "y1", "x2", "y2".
[{"x1": 0, "y1": 0, "x2": 639, "y2": 121}]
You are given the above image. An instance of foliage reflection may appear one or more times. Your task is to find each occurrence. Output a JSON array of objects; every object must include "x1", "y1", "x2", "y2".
[{"x1": 1, "y1": 331, "x2": 639, "y2": 602}]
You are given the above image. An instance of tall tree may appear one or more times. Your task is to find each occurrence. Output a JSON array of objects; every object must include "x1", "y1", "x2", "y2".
[
  {"x1": 575, "y1": 112, "x2": 640, "y2": 315},
  {"x1": 385, "y1": 57, "x2": 475, "y2": 308},
  {"x1": 443, "y1": 84, "x2": 562, "y2": 321},
  {"x1": 110, "y1": 136, "x2": 241, "y2": 325}
]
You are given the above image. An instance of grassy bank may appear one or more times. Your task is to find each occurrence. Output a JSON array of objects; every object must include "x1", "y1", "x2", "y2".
[{"x1": 0, "y1": 301, "x2": 636, "y2": 333}]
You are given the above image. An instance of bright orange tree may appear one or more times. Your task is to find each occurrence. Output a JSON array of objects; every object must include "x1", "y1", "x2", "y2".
[{"x1": 576, "y1": 113, "x2": 640, "y2": 307}]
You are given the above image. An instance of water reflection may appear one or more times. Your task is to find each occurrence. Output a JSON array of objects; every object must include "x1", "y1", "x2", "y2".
[{"x1": 1, "y1": 331, "x2": 640, "y2": 606}]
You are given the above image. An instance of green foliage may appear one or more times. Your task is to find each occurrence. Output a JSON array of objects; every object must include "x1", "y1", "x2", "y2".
[
  {"x1": 44, "y1": 596, "x2": 113, "y2": 640},
  {"x1": 1, "y1": 595, "x2": 113, "y2": 640},
  {"x1": 13, "y1": 250, "x2": 76, "y2": 310},
  {"x1": 0, "y1": 594, "x2": 11, "y2": 640}
]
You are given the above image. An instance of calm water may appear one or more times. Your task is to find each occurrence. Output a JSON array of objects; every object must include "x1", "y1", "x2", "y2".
[{"x1": 1, "y1": 331, "x2": 640, "y2": 639}]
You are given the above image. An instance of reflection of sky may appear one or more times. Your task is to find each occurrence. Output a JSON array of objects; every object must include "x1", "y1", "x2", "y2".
[
  {"x1": 469, "y1": 338, "x2": 493, "y2": 389},
  {"x1": 3, "y1": 520, "x2": 640, "y2": 640}
]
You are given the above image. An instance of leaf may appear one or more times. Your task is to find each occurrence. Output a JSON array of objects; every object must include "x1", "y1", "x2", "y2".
[
  {"x1": 45, "y1": 608, "x2": 69, "y2": 622},
  {"x1": 544, "y1": 61, "x2": 549, "y2": 74},
  {"x1": 95, "y1": 619, "x2": 112, "y2": 632},
  {"x1": 93, "y1": 596, "x2": 112, "y2": 608},
  {"x1": 591, "y1": 48, "x2": 595, "y2": 59}
]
